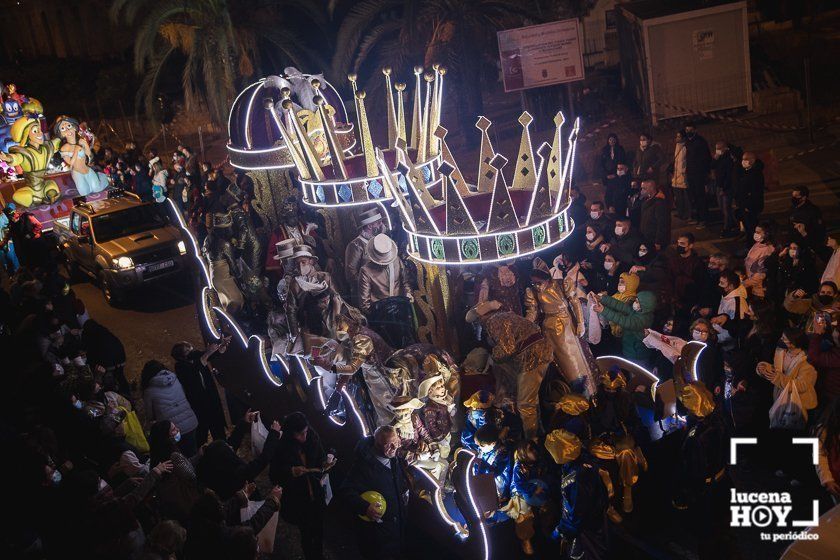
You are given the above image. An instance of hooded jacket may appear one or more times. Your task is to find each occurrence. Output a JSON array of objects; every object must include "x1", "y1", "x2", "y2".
[
  {"x1": 639, "y1": 191, "x2": 669, "y2": 247},
  {"x1": 143, "y1": 369, "x2": 199, "y2": 434},
  {"x1": 598, "y1": 291, "x2": 656, "y2": 361}
]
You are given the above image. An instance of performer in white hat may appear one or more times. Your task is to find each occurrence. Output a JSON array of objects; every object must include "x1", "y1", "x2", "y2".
[
  {"x1": 357, "y1": 233, "x2": 411, "y2": 313},
  {"x1": 345, "y1": 207, "x2": 385, "y2": 305}
]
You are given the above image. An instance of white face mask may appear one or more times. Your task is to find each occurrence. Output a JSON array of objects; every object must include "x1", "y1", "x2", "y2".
[
  {"x1": 617, "y1": 169, "x2": 627, "y2": 176},
  {"x1": 789, "y1": 249, "x2": 798, "y2": 259},
  {"x1": 632, "y1": 300, "x2": 641, "y2": 312},
  {"x1": 692, "y1": 329, "x2": 707, "y2": 342},
  {"x1": 638, "y1": 249, "x2": 648, "y2": 258},
  {"x1": 336, "y1": 331, "x2": 350, "y2": 341},
  {"x1": 604, "y1": 261, "x2": 614, "y2": 271},
  {"x1": 715, "y1": 149, "x2": 723, "y2": 157},
  {"x1": 753, "y1": 233, "x2": 763, "y2": 243},
  {"x1": 590, "y1": 211, "x2": 601, "y2": 220},
  {"x1": 586, "y1": 232, "x2": 596, "y2": 241},
  {"x1": 73, "y1": 356, "x2": 87, "y2": 367},
  {"x1": 742, "y1": 160, "x2": 751, "y2": 169},
  {"x1": 617, "y1": 284, "x2": 626, "y2": 294},
  {"x1": 299, "y1": 263, "x2": 313, "y2": 276},
  {"x1": 614, "y1": 226, "x2": 625, "y2": 236}
]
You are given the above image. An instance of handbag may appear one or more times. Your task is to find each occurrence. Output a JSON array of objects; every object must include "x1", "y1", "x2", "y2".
[
  {"x1": 768, "y1": 379, "x2": 807, "y2": 430},
  {"x1": 121, "y1": 407, "x2": 150, "y2": 454}
]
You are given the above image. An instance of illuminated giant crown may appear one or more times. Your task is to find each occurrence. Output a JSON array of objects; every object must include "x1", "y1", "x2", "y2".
[{"x1": 230, "y1": 66, "x2": 579, "y2": 265}]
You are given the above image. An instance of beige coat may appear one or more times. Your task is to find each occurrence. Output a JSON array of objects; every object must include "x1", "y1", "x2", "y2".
[
  {"x1": 672, "y1": 143, "x2": 687, "y2": 189},
  {"x1": 768, "y1": 348, "x2": 818, "y2": 412},
  {"x1": 358, "y1": 259, "x2": 411, "y2": 312},
  {"x1": 344, "y1": 234, "x2": 370, "y2": 303}
]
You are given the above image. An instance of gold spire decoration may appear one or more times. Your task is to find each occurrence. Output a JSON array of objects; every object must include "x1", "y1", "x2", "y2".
[
  {"x1": 395, "y1": 82, "x2": 407, "y2": 145},
  {"x1": 382, "y1": 67, "x2": 398, "y2": 148},
  {"x1": 475, "y1": 115, "x2": 496, "y2": 193},
  {"x1": 282, "y1": 97, "x2": 324, "y2": 181},
  {"x1": 348, "y1": 73, "x2": 360, "y2": 132},
  {"x1": 432, "y1": 67, "x2": 446, "y2": 155},
  {"x1": 313, "y1": 90, "x2": 348, "y2": 179},
  {"x1": 264, "y1": 96, "x2": 311, "y2": 180},
  {"x1": 428, "y1": 64, "x2": 441, "y2": 157},
  {"x1": 548, "y1": 111, "x2": 565, "y2": 196},
  {"x1": 355, "y1": 91, "x2": 378, "y2": 178},
  {"x1": 410, "y1": 66, "x2": 423, "y2": 149},
  {"x1": 418, "y1": 72, "x2": 434, "y2": 163},
  {"x1": 434, "y1": 125, "x2": 469, "y2": 196},
  {"x1": 511, "y1": 111, "x2": 537, "y2": 191}
]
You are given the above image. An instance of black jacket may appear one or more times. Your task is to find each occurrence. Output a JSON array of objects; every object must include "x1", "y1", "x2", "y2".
[
  {"x1": 639, "y1": 193, "x2": 669, "y2": 247},
  {"x1": 174, "y1": 352, "x2": 225, "y2": 427},
  {"x1": 598, "y1": 144, "x2": 627, "y2": 182},
  {"x1": 339, "y1": 436, "x2": 409, "y2": 558},
  {"x1": 632, "y1": 143, "x2": 664, "y2": 182},
  {"x1": 684, "y1": 133, "x2": 711, "y2": 177},
  {"x1": 734, "y1": 161, "x2": 765, "y2": 214},
  {"x1": 81, "y1": 320, "x2": 126, "y2": 368},
  {"x1": 712, "y1": 147, "x2": 738, "y2": 194},
  {"x1": 269, "y1": 429, "x2": 327, "y2": 524},
  {"x1": 610, "y1": 230, "x2": 644, "y2": 266}
]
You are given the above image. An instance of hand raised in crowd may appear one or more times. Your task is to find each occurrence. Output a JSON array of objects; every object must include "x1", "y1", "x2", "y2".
[
  {"x1": 245, "y1": 409, "x2": 260, "y2": 423},
  {"x1": 792, "y1": 288, "x2": 807, "y2": 299},
  {"x1": 242, "y1": 481, "x2": 257, "y2": 499},
  {"x1": 153, "y1": 460, "x2": 174, "y2": 476}
]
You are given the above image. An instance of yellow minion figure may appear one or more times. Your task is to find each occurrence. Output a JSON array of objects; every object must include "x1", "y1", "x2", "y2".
[{"x1": 0, "y1": 118, "x2": 61, "y2": 207}]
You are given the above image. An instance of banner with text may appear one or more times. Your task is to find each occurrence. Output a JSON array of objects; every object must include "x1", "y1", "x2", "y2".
[{"x1": 498, "y1": 19, "x2": 585, "y2": 92}]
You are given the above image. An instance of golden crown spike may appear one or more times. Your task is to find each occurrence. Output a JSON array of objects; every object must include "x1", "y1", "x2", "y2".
[{"x1": 410, "y1": 66, "x2": 424, "y2": 150}]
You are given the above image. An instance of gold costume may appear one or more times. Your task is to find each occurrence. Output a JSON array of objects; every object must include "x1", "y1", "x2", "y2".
[
  {"x1": 5, "y1": 119, "x2": 61, "y2": 207},
  {"x1": 524, "y1": 279, "x2": 593, "y2": 389}
]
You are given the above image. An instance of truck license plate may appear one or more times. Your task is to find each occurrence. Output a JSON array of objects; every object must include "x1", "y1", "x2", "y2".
[{"x1": 148, "y1": 260, "x2": 174, "y2": 272}]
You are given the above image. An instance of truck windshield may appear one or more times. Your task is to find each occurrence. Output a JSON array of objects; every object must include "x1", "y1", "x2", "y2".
[{"x1": 92, "y1": 205, "x2": 168, "y2": 242}]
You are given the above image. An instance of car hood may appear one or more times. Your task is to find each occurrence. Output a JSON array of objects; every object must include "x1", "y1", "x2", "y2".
[{"x1": 99, "y1": 226, "x2": 181, "y2": 257}]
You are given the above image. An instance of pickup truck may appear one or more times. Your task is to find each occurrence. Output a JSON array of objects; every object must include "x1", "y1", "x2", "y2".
[{"x1": 53, "y1": 191, "x2": 190, "y2": 303}]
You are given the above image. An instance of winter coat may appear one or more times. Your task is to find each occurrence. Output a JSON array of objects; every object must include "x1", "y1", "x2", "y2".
[
  {"x1": 143, "y1": 369, "x2": 199, "y2": 433},
  {"x1": 269, "y1": 428, "x2": 327, "y2": 524},
  {"x1": 174, "y1": 352, "x2": 226, "y2": 428},
  {"x1": 598, "y1": 144, "x2": 627, "y2": 182},
  {"x1": 598, "y1": 291, "x2": 656, "y2": 361},
  {"x1": 734, "y1": 161, "x2": 765, "y2": 214},
  {"x1": 807, "y1": 335, "x2": 840, "y2": 403},
  {"x1": 339, "y1": 436, "x2": 409, "y2": 558},
  {"x1": 766, "y1": 348, "x2": 818, "y2": 412},
  {"x1": 633, "y1": 143, "x2": 664, "y2": 182},
  {"x1": 639, "y1": 191, "x2": 669, "y2": 247},
  {"x1": 667, "y1": 252, "x2": 705, "y2": 308},
  {"x1": 671, "y1": 143, "x2": 687, "y2": 189},
  {"x1": 712, "y1": 148, "x2": 738, "y2": 194},
  {"x1": 684, "y1": 133, "x2": 711, "y2": 178}
]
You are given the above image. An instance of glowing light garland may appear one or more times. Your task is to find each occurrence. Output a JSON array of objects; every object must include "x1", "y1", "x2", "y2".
[
  {"x1": 411, "y1": 464, "x2": 469, "y2": 539},
  {"x1": 456, "y1": 449, "x2": 490, "y2": 560}
]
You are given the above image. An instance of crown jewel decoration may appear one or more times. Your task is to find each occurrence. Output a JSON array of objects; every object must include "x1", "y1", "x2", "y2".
[{"x1": 229, "y1": 66, "x2": 580, "y2": 265}]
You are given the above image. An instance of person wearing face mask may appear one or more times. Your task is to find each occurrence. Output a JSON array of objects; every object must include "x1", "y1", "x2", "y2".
[
  {"x1": 591, "y1": 252, "x2": 627, "y2": 295},
  {"x1": 607, "y1": 272, "x2": 640, "y2": 339},
  {"x1": 689, "y1": 319, "x2": 723, "y2": 391},
  {"x1": 586, "y1": 201, "x2": 614, "y2": 241},
  {"x1": 743, "y1": 223, "x2": 776, "y2": 297},
  {"x1": 605, "y1": 162, "x2": 632, "y2": 217},
  {"x1": 602, "y1": 217, "x2": 642, "y2": 265},
  {"x1": 789, "y1": 186, "x2": 826, "y2": 253},
  {"x1": 171, "y1": 340, "x2": 229, "y2": 447},
  {"x1": 141, "y1": 360, "x2": 199, "y2": 457},
  {"x1": 265, "y1": 195, "x2": 327, "y2": 276},
  {"x1": 733, "y1": 151, "x2": 765, "y2": 238},
  {"x1": 667, "y1": 234, "x2": 705, "y2": 318},
  {"x1": 581, "y1": 224, "x2": 607, "y2": 271},
  {"x1": 346, "y1": 208, "x2": 386, "y2": 306},
  {"x1": 525, "y1": 269, "x2": 598, "y2": 396},
  {"x1": 777, "y1": 242, "x2": 818, "y2": 297},
  {"x1": 638, "y1": 180, "x2": 669, "y2": 250},
  {"x1": 712, "y1": 141, "x2": 741, "y2": 237},
  {"x1": 632, "y1": 132, "x2": 664, "y2": 184},
  {"x1": 598, "y1": 133, "x2": 627, "y2": 185},
  {"x1": 591, "y1": 290, "x2": 656, "y2": 365},
  {"x1": 682, "y1": 122, "x2": 711, "y2": 227},
  {"x1": 669, "y1": 129, "x2": 691, "y2": 220},
  {"x1": 784, "y1": 280, "x2": 840, "y2": 334},
  {"x1": 148, "y1": 420, "x2": 202, "y2": 522}
]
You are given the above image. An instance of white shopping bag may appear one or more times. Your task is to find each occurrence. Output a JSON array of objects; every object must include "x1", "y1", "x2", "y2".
[
  {"x1": 240, "y1": 500, "x2": 278, "y2": 553},
  {"x1": 250, "y1": 413, "x2": 270, "y2": 456},
  {"x1": 769, "y1": 381, "x2": 807, "y2": 430},
  {"x1": 587, "y1": 302, "x2": 602, "y2": 345}
]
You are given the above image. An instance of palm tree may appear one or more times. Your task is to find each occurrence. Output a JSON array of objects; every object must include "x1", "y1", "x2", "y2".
[
  {"x1": 111, "y1": 0, "x2": 328, "y2": 126},
  {"x1": 330, "y1": 0, "x2": 539, "y2": 136}
]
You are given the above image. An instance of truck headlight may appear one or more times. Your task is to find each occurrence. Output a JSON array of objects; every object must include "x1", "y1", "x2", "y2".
[
  {"x1": 112, "y1": 256, "x2": 134, "y2": 270},
  {"x1": 177, "y1": 240, "x2": 187, "y2": 255}
]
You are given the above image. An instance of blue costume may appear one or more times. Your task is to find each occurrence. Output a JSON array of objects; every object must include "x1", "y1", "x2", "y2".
[
  {"x1": 551, "y1": 453, "x2": 609, "y2": 558},
  {"x1": 474, "y1": 443, "x2": 513, "y2": 501},
  {"x1": 0, "y1": 204, "x2": 20, "y2": 273}
]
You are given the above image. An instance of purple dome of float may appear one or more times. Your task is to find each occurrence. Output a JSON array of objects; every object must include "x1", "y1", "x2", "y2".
[{"x1": 227, "y1": 68, "x2": 355, "y2": 170}]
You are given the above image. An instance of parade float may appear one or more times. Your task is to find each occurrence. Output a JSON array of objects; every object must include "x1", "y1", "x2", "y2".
[
  {"x1": 177, "y1": 66, "x2": 704, "y2": 559},
  {"x1": 0, "y1": 82, "x2": 109, "y2": 230}
]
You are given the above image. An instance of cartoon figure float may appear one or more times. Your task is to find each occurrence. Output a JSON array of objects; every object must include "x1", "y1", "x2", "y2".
[
  {"x1": 54, "y1": 116, "x2": 108, "y2": 197},
  {"x1": 0, "y1": 117, "x2": 61, "y2": 207}
]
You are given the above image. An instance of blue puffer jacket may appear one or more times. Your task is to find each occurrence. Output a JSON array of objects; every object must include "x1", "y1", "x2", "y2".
[{"x1": 143, "y1": 369, "x2": 199, "y2": 434}]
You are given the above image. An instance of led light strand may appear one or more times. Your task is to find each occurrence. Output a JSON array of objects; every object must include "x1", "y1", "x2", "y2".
[{"x1": 456, "y1": 449, "x2": 490, "y2": 560}]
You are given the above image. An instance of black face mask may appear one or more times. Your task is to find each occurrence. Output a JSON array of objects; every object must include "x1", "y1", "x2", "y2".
[
  {"x1": 720, "y1": 285, "x2": 730, "y2": 295},
  {"x1": 686, "y1": 131, "x2": 696, "y2": 139},
  {"x1": 791, "y1": 197, "x2": 802, "y2": 207},
  {"x1": 676, "y1": 246, "x2": 687, "y2": 255},
  {"x1": 818, "y1": 294, "x2": 834, "y2": 306}
]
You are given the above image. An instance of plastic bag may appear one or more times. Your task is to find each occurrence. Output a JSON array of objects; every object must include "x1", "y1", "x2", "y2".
[
  {"x1": 121, "y1": 408, "x2": 150, "y2": 454},
  {"x1": 251, "y1": 413, "x2": 270, "y2": 456},
  {"x1": 240, "y1": 500, "x2": 278, "y2": 554},
  {"x1": 587, "y1": 302, "x2": 602, "y2": 345},
  {"x1": 321, "y1": 473, "x2": 333, "y2": 505},
  {"x1": 769, "y1": 380, "x2": 807, "y2": 430}
]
